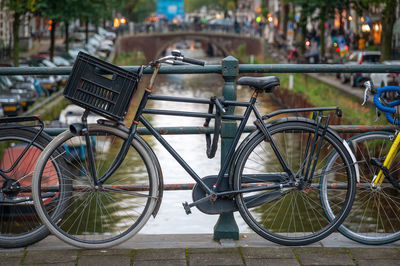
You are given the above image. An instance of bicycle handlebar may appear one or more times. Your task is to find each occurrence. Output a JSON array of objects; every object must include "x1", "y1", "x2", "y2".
[
  {"x1": 363, "y1": 81, "x2": 400, "y2": 125},
  {"x1": 154, "y1": 50, "x2": 206, "y2": 66},
  {"x1": 373, "y1": 86, "x2": 400, "y2": 113},
  {"x1": 182, "y1": 56, "x2": 205, "y2": 66}
]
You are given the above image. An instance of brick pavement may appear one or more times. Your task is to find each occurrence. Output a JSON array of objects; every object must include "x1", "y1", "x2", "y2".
[{"x1": 1, "y1": 234, "x2": 399, "y2": 265}]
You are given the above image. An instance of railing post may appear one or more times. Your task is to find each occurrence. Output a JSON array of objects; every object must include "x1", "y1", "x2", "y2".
[{"x1": 213, "y1": 56, "x2": 239, "y2": 240}]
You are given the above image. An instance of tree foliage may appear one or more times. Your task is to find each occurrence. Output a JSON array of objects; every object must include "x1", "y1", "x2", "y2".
[
  {"x1": 130, "y1": 0, "x2": 156, "y2": 22},
  {"x1": 1, "y1": 0, "x2": 38, "y2": 66},
  {"x1": 185, "y1": 0, "x2": 236, "y2": 14},
  {"x1": 352, "y1": 0, "x2": 398, "y2": 60}
]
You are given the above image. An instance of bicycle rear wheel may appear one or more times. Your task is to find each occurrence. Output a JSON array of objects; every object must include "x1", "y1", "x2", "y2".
[
  {"x1": 33, "y1": 124, "x2": 159, "y2": 249},
  {"x1": 233, "y1": 120, "x2": 356, "y2": 245},
  {"x1": 322, "y1": 131, "x2": 400, "y2": 244},
  {"x1": 0, "y1": 128, "x2": 64, "y2": 248}
]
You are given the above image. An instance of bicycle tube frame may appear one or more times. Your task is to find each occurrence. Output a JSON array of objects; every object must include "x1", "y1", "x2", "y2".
[
  {"x1": 138, "y1": 94, "x2": 295, "y2": 195},
  {"x1": 374, "y1": 131, "x2": 400, "y2": 186},
  {"x1": 96, "y1": 94, "x2": 293, "y2": 197},
  {"x1": 94, "y1": 63, "x2": 334, "y2": 196}
]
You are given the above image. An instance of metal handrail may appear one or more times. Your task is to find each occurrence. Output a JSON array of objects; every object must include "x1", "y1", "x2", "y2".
[
  {"x1": 44, "y1": 124, "x2": 395, "y2": 136},
  {"x1": 1, "y1": 63, "x2": 400, "y2": 75}
]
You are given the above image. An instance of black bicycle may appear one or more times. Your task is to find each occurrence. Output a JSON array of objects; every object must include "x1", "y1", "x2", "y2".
[
  {"x1": 32, "y1": 51, "x2": 357, "y2": 249},
  {"x1": 0, "y1": 116, "x2": 68, "y2": 248}
]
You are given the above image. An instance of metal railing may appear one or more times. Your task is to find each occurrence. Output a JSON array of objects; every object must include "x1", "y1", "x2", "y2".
[{"x1": 1, "y1": 58, "x2": 399, "y2": 240}]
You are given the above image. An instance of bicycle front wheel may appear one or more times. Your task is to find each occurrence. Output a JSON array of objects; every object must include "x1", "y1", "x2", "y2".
[
  {"x1": 233, "y1": 120, "x2": 356, "y2": 245},
  {"x1": 322, "y1": 131, "x2": 400, "y2": 244},
  {"x1": 0, "y1": 128, "x2": 63, "y2": 248},
  {"x1": 33, "y1": 124, "x2": 159, "y2": 249}
]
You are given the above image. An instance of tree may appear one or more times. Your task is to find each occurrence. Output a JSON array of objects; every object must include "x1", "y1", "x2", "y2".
[
  {"x1": 37, "y1": 0, "x2": 116, "y2": 58},
  {"x1": 1, "y1": 0, "x2": 37, "y2": 66},
  {"x1": 354, "y1": 0, "x2": 398, "y2": 61},
  {"x1": 380, "y1": 0, "x2": 397, "y2": 60},
  {"x1": 185, "y1": 0, "x2": 237, "y2": 16},
  {"x1": 286, "y1": 0, "x2": 346, "y2": 58},
  {"x1": 36, "y1": 0, "x2": 66, "y2": 60},
  {"x1": 130, "y1": 0, "x2": 156, "y2": 22}
]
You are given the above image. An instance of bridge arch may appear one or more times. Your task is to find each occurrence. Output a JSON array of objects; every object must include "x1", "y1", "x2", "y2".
[
  {"x1": 153, "y1": 36, "x2": 230, "y2": 60},
  {"x1": 117, "y1": 31, "x2": 264, "y2": 62}
]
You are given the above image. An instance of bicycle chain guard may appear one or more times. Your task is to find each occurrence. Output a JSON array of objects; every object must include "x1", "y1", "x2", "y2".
[{"x1": 192, "y1": 176, "x2": 236, "y2": 214}]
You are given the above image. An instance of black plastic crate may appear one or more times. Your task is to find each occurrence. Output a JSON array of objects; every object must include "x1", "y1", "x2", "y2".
[{"x1": 64, "y1": 52, "x2": 140, "y2": 121}]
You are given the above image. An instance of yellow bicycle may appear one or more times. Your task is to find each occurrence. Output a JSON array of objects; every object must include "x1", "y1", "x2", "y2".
[{"x1": 324, "y1": 81, "x2": 400, "y2": 244}]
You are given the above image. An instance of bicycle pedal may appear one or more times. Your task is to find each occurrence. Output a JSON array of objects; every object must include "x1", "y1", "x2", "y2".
[{"x1": 182, "y1": 202, "x2": 192, "y2": 215}]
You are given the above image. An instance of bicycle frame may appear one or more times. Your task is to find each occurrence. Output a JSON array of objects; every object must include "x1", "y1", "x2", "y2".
[
  {"x1": 373, "y1": 130, "x2": 400, "y2": 186},
  {"x1": 89, "y1": 63, "x2": 341, "y2": 205},
  {"x1": 0, "y1": 116, "x2": 44, "y2": 179}
]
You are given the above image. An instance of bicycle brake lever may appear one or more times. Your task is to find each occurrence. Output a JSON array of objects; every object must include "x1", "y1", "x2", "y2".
[
  {"x1": 164, "y1": 60, "x2": 187, "y2": 65},
  {"x1": 362, "y1": 83, "x2": 370, "y2": 106}
]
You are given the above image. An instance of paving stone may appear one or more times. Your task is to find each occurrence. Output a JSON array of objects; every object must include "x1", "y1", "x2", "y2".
[
  {"x1": 188, "y1": 248, "x2": 243, "y2": 265},
  {"x1": 245, "y1": 258, "x2": 300, "y2": 266},
  {"x1": 293, "y1": 247, "x2": 354, "y2": 266},
  {"x1": 134, "y1": 248, "x2": 186, "y2": 261},
  {"x1": 134, "y1": 260, "x2": 187, "y2": 266},
  {"x1": 23, "y1": 250, "x2": 78, "y2": 264},
  {"x1": 80, "y1": 249, "x2": 132, "y2": 256},
  {"x1": 25, "y1": 262, "x2": 75, "y2": 266},
  {"x1": 348, "y1": 248, "x2": 400, "y2": 260},
  {"x1": 358, "y1": 259, "x2": 400, "y2": 266},
  {"x1": 78, "y1": 255, "x2": 131, "y2": 266},
  {"x1": 0, "y1": 258, "x2": 21, "y2": 266},
  {"x1": 0, "y1": 250, "x2": 25, "y2": 258},
  {"x1": 240, "y1": 247, "x2": 296, "y2": 259}
]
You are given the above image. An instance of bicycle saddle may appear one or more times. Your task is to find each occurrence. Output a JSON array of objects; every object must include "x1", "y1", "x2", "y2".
[{"x1": 237, "y1": 76, "x2": 280, "y2": 93}]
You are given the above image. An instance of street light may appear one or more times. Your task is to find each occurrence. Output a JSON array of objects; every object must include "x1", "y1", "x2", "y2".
[
  {"x1": 114, "y1": 18, "x2": 120, "y2": 28},
  {"x1": 361, "y1": 24, "x2": 370, "y2": 32}
]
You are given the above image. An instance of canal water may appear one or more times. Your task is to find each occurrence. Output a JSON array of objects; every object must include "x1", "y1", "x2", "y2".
[{"x1": 137, "y1": 49, "x2": 284, "y2": 234}]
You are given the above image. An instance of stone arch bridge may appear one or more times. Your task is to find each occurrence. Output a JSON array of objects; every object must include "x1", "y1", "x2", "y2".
[{"x1": 117, "y1": 31, "x2": 265, "y2": 61}]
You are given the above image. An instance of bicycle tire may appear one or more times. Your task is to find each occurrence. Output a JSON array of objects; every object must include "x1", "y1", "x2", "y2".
[
  {"x1": 233, "y1": 119, "x2": 356, "y2": 245},
  {"x1": 32, "y1": 124, "x2": 159, "y2": 249},
  {"x1": 322, "y1": 131, "x2": 400, "y2": 244},
  {"x1": 0, "y1": 127, "x2": 65, "y2": 248}
]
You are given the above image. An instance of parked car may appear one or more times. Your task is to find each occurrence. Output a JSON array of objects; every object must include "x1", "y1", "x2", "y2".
[
  {"x1": 0, "y1": 89, "x2": 21, "y2": 116},
  {"x1": 370, "y1": 60, "x2": 400, "y2": 87},
  {"x1": 9, "y1": 75, "x2": 36, "y2": 107},
  {"x1": 36, "y1": 53, "x2": 71, "y2": 66},
  {"x1": 0, "y1": 76, "x2": 35, "y2": 111},
  {"x1": 339, "y1": 51, "x2": 381, "y2": 87},
  {"x1": 36, "y1": 75, "x2": 57, "y2": 94},
  {"x1": 28, "y1": 57, "x2": 66, "y2": 86},
  {"x1": 98, "y1": 27, "x2": 116, "y2": 41}
]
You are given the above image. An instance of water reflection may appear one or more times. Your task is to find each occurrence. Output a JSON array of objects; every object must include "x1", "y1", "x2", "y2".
[{"x1": 139, "y1": 49, "x2": 285, "y2": 234}]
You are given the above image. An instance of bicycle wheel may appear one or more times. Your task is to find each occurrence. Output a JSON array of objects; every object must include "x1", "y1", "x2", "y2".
[
  {"x1": 33, "y1": 124, "x2": 159, "y2": 249},
  {"x1": 322, "y1": 131, "x2": 400, "y2": 244},
  {"x1": 233, "y1": 119, "x2": 356, "y2": 245},
  {"x1": 0, "y1": 128, "x2": 64, "y2": 248}
]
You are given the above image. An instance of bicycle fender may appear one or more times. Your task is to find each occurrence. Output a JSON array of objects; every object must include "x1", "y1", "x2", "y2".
[
  {"x1": 134, "y1": 134, "x2": 164, "y2": 217},
  {"x1": 117, "y1": 125, "x2": 164, "y2": 218}
]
